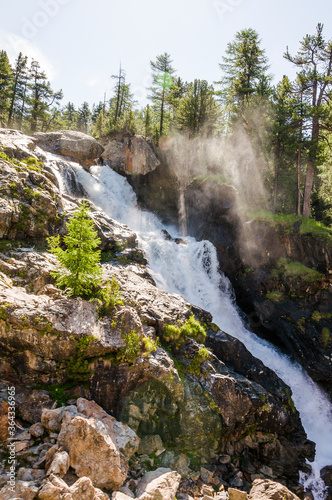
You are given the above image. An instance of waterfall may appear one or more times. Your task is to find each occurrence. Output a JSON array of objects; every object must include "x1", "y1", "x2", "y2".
[{"x1": 45, "y1": 157, "x2": 332, "y2": 500}]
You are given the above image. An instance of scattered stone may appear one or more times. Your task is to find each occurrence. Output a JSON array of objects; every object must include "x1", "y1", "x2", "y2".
[
  {"x1": 170, "y1": 454, "x2": 191, "y2": 477},
  {"x1": 41, "y1": 405, "x2": 77, "y2": 432},
  {"x1": 15, "y1": 430, "x2": 32, "y2": 441},
  {"x1": 259, "y1": 466, "x2": 274, "y2": 478},
  {"x1": 47, "y1": 450, "x2": 70, "y2": 477},
  {"x1": 38, "y1": 473, "x2": 109, "y2": 500},
  {"x1": 138, "y1": 434, "x2": 165, "y2": 456},
  {"x1": 136, "y1": 468, "x2": 181, "y2": 500},
  {"x1": 0, "y1": 400, "x2": 9, "y2": 441},
  {"x1": 45, "y1": 444, "x2": 59, "y2": 470},
  {"x1": 0, "y1": 480, "x2": 38, "y2": 500},
  {"x1": 201, "y1": 467, "x2": 215, "y2": 484},
  {"x1": 29, "y1": 422, "x2": 44, "y2": 438},
  {"x1": 219, "y1": 455, "x2": 232, "y2": 465},
  {"x1": 248, "y1": 479, "x2": 300, "y2": 500},
  {"x1": 118, "y1": 485, "x2": 136, "y2": 498},
  {"x1": 112, "y1": 493, "x2": 133, "y2": 500},
  {"x1": 228, "y1": 488, "x2": 248, "y2": 500},
  {"x1": 16, "y1": 389, "x2": 54, "y2": 424},
  {"x1": 15, "y1": 440, "x2": 31, "y2": 452}
]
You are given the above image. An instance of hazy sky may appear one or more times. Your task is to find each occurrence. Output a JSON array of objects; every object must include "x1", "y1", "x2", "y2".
[{"x1": 1, "y1": 0, "x2": 332, "y2": 109}]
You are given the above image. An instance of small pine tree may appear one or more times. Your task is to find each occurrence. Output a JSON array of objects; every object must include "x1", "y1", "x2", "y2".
[{"x1": 48, "y1": 201, "x2": 102, "y2": 297}]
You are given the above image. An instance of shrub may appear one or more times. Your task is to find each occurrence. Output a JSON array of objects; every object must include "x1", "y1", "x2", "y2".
[
  {"x1": 163, "y1": 315, "x2": 206, "y2": 348},
  {"x1": 98, "y1": 276, "x2": 124, "y2": 315}
]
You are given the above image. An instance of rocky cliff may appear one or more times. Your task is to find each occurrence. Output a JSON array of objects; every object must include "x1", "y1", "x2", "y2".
[
  {"x1": 0, "y1": 129, "x2": 327, "y2": 500},
  {"x1": 112, "y1": 140, "x2": 332, "y2": 402}
]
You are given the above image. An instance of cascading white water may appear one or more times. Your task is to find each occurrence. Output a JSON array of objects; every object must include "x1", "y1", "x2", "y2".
[{"x1": 46, "y1": 157, "x2": 332, "y2": 500}]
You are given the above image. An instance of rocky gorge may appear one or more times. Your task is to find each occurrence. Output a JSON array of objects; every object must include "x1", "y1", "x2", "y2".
[{"x1": 0, "y1": 128, "x2": 331, "y2": 500}]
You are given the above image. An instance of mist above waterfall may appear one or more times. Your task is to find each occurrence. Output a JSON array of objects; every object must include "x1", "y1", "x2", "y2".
[{"x1": 164, "y1": 116, "x2": 272, "y2": 214}]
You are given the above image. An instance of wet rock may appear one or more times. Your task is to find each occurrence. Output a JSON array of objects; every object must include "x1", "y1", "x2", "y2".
[
  {"x1": 33, "y1": 130, "x2": 104, "y2": 167},
  {"x1": 248, "y1": 479, "x2": 300, "y2": 500},
  {"x1": 135, "y1": 467, "x2": 181, "y2": 500}
]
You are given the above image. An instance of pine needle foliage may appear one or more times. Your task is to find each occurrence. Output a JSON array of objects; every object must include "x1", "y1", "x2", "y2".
[{"x1": 48, "y1": 201, "x2": 102, "y2": 297}]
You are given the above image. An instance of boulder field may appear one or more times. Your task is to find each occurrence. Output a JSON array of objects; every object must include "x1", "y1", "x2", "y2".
[{"x1": 0, "y1": 128, "x2": 329, "y2": 500}]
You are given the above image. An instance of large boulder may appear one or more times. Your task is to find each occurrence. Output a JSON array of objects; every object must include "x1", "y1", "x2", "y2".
[
  {"x1": 248, "y1": 479, "x2": 300, "y2": 500},
  {"x1": 135, "y1": 468, "x2": 181, "y2": 500},
  {"x1": 0, "y1": 128, "x2": 37, "y2": 159},
  {"x1": 56, "y1": 398, "x2": 139, "y2": 490},
  {"x1": 33, "y1": 130, "x2": 104, "y2": 167},
  {"x1": 101, "y1": 135, "x2": 160, "y2": 176}
]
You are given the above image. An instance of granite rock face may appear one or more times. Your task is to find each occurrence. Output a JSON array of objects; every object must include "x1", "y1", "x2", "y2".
[
  {"x1": 101, "y1": 134, "x2": 160, "y2": 176},
  {"x1": 33, "y1": 130, "x2": 104, "y2": 167}
]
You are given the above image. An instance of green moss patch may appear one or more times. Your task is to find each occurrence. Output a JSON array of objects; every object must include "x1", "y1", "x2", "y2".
[
  {"x1": 265, "y1": 290, "x2": 285, "y2": 302},
  {"x1": 249, "y1": 210, "x2": 332, "y2": 247},
  {"x1": 277, "y1": 258, "x2": 323, "y2": 283}
]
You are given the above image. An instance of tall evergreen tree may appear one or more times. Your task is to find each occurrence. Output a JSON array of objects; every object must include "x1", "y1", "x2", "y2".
[
  {"x1": 7, "y1": 52, "x2": 28, "y2": 128},
  {"x1": 111, "y1": 64, "x2": 125, "y2": 124},
  {"x1": 272, "y1": 75, "x2": 306, "y2": 213},
  {"x1": 62, "y1": 102, "x2": 77, "y2": 130},
  {"x1": 217, "y1": 28, "x2": 271, "y2": 118},
  {"x1": 29, "y1": 60, "x2": 62, "y2": 132},
  {"x1": 0, "y1": 50, "x2": 12, "y2": 126},
  {"x1": 284, "y1": 23, "x2": 332, "y2": 218},
  {"x1": 148, "y1": 53, "x2": 176, "y2": 137},
  {"x1": 77, "y1": 101, "x2": 91, "y2": 133},
  {"x1": 48, "y1": 201, "x2": 102, "y2": 297},
  {"x1": 175, "y1": 79, "x2": 219, "y2": 136}
]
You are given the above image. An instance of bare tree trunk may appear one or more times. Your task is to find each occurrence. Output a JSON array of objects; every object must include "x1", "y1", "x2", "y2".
[
  {"x1": 302, "y1": 160, "x2": 314, "y2": 218},
  {"x1": 273, "y1": 141, "x2": 280, "y2": 210},
  {"x1": 296, "y1": 147, "x2": 302, "y2": 216}
]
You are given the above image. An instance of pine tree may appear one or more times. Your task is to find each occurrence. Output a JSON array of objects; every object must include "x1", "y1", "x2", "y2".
[
  {"x1": 0, "y1": 50, "x2": 12, "y2": 126},
  {"x1": 175, "y1": 79, "x2": 219, "y2": 136},
  {"x1": 217, "y1": 28, "x2": 271, "y2": 117},
  {"x1": 48, "y1": 201, "x2": 102, "y2": 297},
  {"x1": 7, "y1": 52, "x2": 28, "y2": 128},
  {"x1": 62, "y1": 102, "x2": 77, "y2": 129},
  {"x1": 284, "y1": 23, "x2": 332, "y2": 218},
  {"x1": 144, "y1": 104, "x2": 153, "y2": 139},
  {"x1": 29, "y1": 60, "x2": 63, "y2": 132},
  {"x1": 271, "y1": 75, "x2": 306, "y2": 213},
  {"x1": 148, "y1": 53, "x2": 176, "y2": 137},
  {"x1": 77, "y1": 102, "x2": 91, "y2": 133}
]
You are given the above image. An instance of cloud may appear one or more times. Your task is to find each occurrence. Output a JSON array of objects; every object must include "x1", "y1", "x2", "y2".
[{"x1": 0, "y1": 29, "x2": 56, "y2": 80}]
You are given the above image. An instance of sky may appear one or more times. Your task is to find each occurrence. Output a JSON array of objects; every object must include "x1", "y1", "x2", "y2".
[{"x1": 1, "y1": 0, "x2": 332, "y2": 110}]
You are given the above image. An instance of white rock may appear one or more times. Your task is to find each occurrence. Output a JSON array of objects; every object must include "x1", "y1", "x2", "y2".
[
  {"x1": 47, "y1": 450, "x2": 70, "y2": 477},
  {"x1": 136, "y1": 467, "x2": 181, "y2": 500}
]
